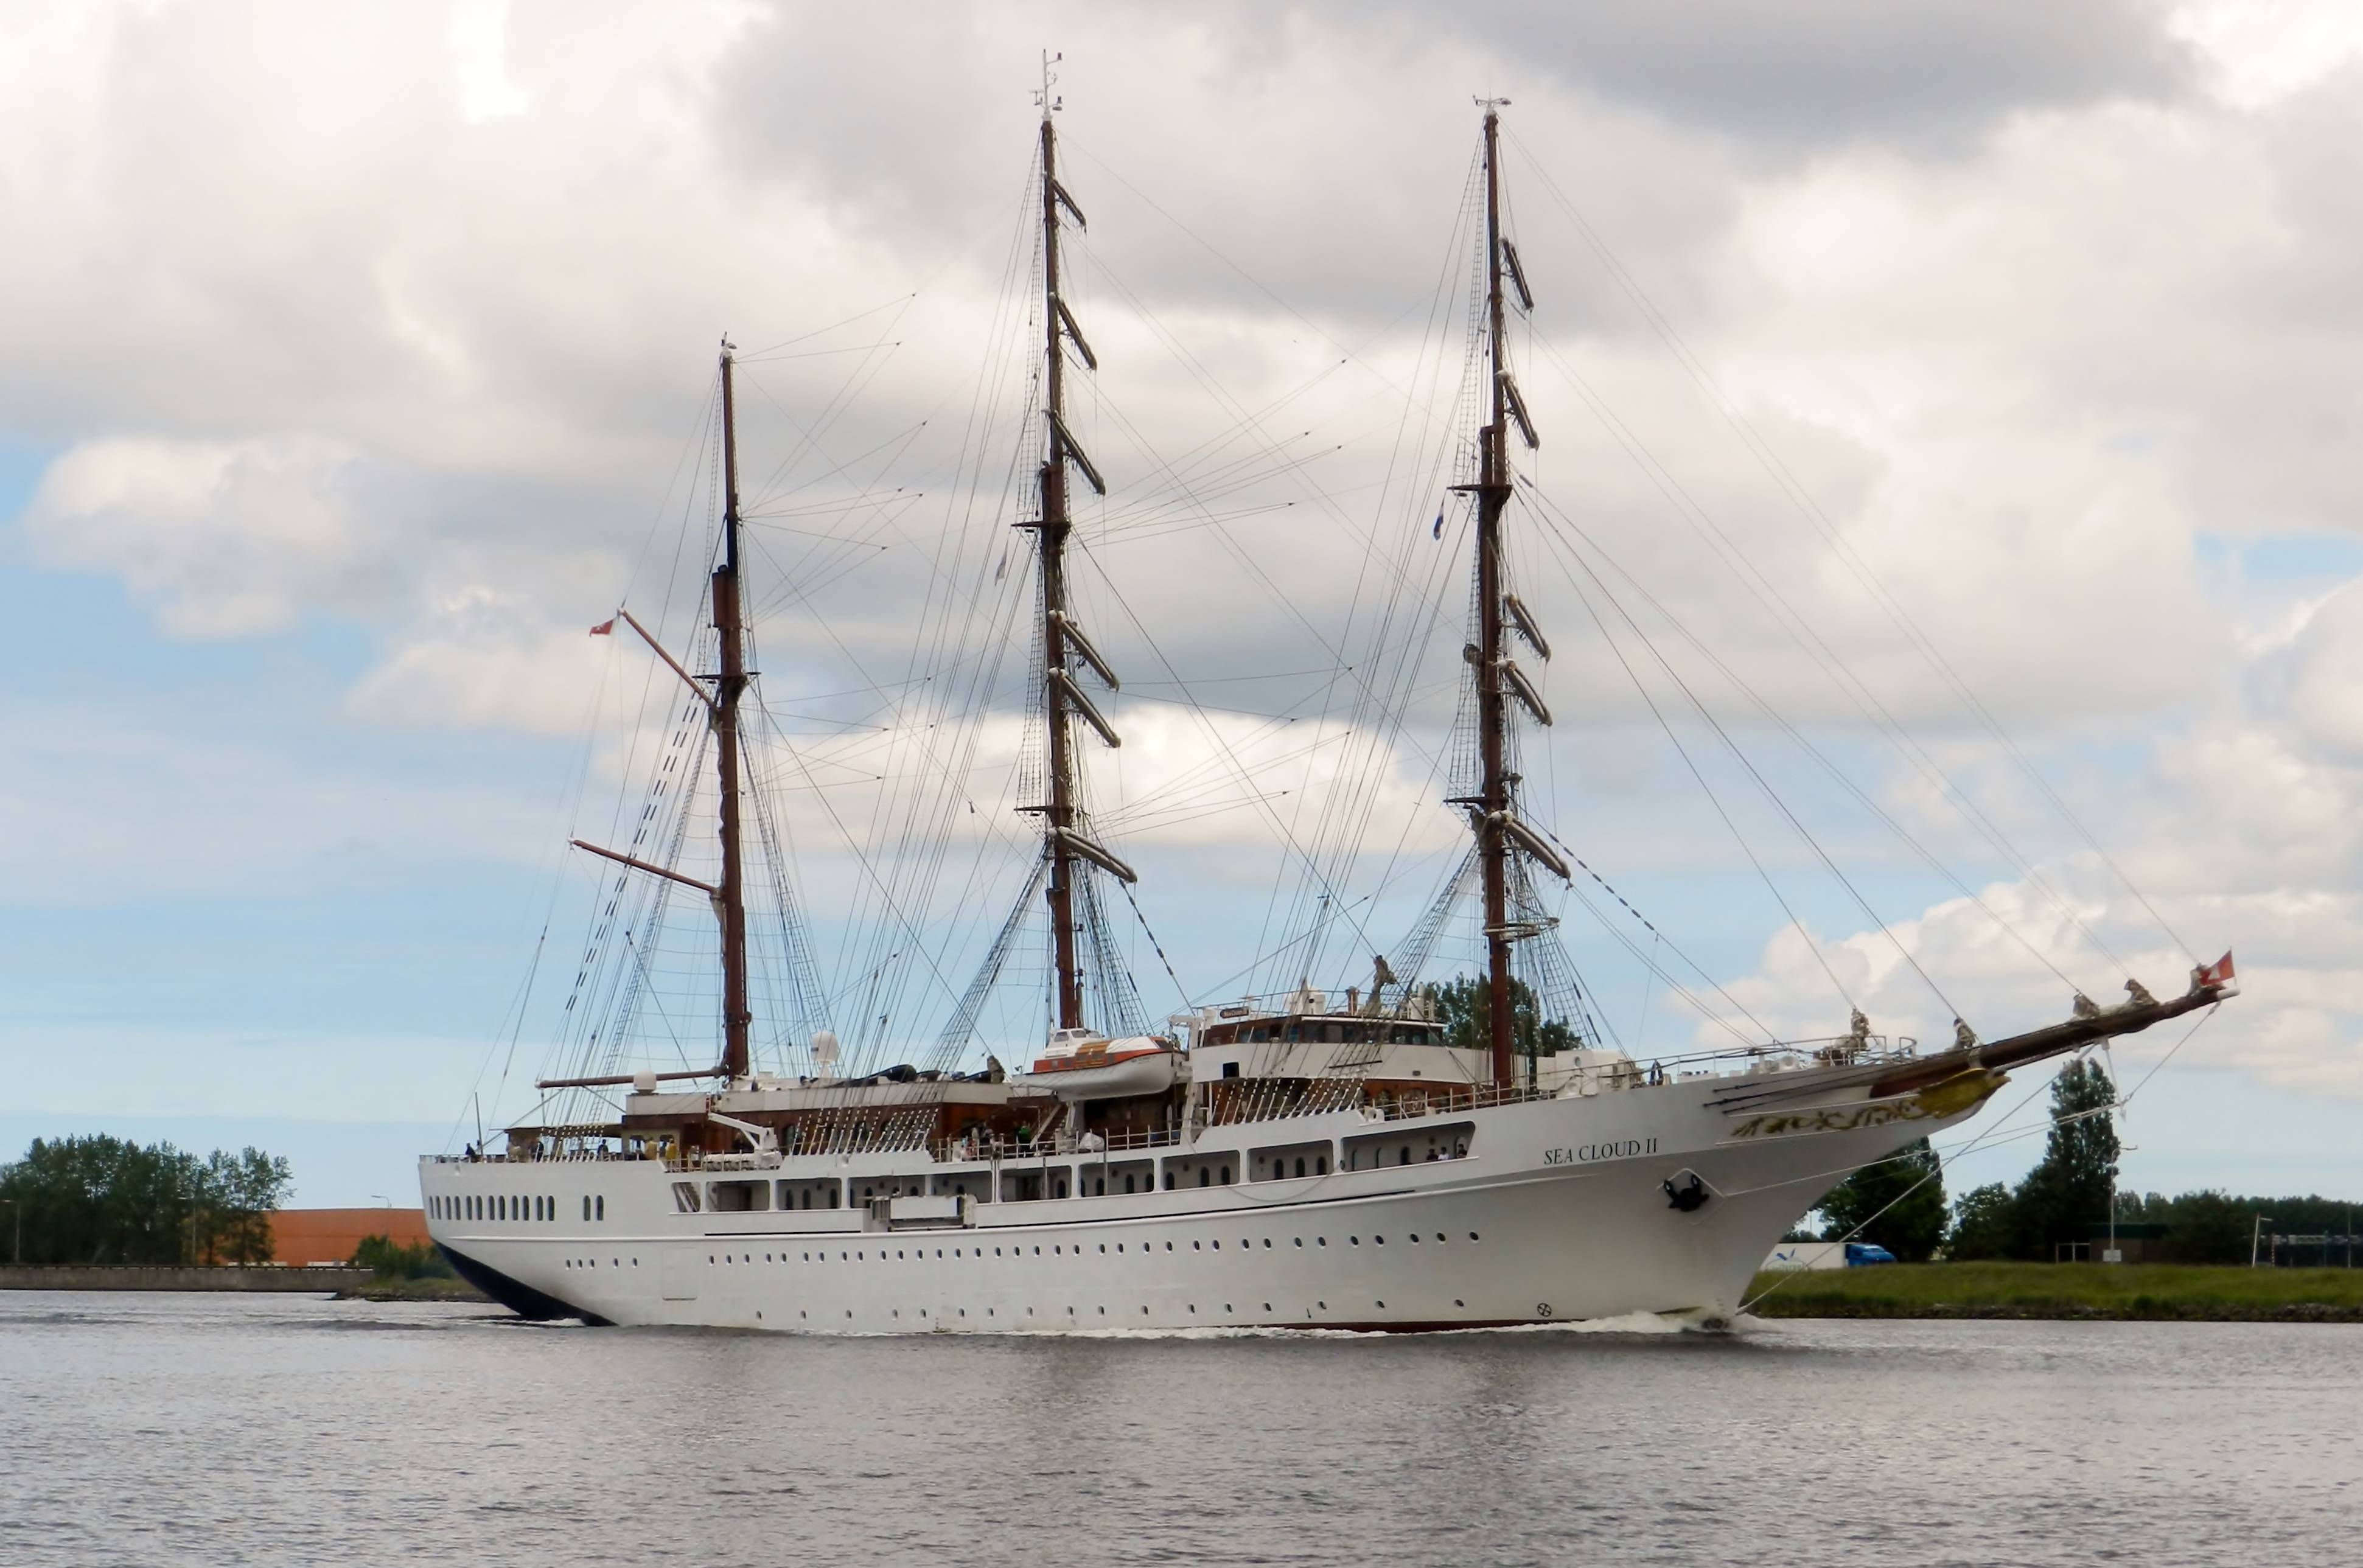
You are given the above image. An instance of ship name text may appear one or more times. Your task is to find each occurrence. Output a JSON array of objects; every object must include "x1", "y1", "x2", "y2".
[{"x1": 1543, "y1": 1137, "x2": 1658, "y2": 1166}]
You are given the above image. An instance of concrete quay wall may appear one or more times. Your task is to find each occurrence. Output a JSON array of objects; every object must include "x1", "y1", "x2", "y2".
[{"x1": 0, "y1": 1264, "x2": 372, "y2": 1292}]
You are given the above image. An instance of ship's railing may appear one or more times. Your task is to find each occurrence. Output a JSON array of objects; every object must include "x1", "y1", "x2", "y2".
[
  {"x1": 1632, "y1": 1034, "x2": 1918, "y2": 1082},
  {"x1": 931, "y1": 1127, "x2": 1181, "y2": 1165},
  {"x1": 1358, "y1": 1080, "x2": 1560, "y2": 1123},
  {"x1": 427, "y1": 1148, "x2": 653, "y2": 1165}
]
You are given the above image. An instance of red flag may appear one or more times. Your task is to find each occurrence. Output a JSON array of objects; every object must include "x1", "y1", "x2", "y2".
[
  {"x1": 2194, "y1": 951, "x2": 2236, "y2": 990},
  {"x1": 589, "y1": 618, "x2": 616, "y2": 636}
]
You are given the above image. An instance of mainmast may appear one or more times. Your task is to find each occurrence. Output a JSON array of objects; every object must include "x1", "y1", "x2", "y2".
[
  {"x1": 1466, "y1": 100, "x2": 1561, "y2": 1089},
  {"x1": 713, "y1": 343, "x2": 753, "y2": 1081},
  {"x1": 1027, "y1": 53, "x2": 1128, "y2": 1035}
]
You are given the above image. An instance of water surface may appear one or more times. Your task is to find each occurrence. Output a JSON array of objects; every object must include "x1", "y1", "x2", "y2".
[{"x1": 2, "y1": 1292, "x2": 2353, "y2": 1566}]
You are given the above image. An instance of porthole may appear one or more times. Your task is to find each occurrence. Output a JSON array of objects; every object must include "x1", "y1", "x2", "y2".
[
  {"x1": 1293, "y1": 1238, "x2": 1302, "y2": 1248},
  {"x1": 1350, "y1": 1237, "x2": 1360, "y2": 1246},
  {"x1": 1192, "y1": 1241, "x2": 1200, "y2": 1251},
  {"x1": 1454, "y1": 1298, "x2": 1465, "y2": 1308},
  {"x1": 1375, "y1": 1236, "x2": 1386, "y2": 1246},
  {"x1": 1098, "y1": 1244, "x2": 1106, "y2": 1254},
  {"x1": 1318, "y1": 1301, "x2": 1327, "y2": 1310},
  {"x1": 1437, "y1": 1233, "x2": 1447, "y2": 1242},
  {"x1": 1212, "y1": 1240, "x2": 1221, "y2": 1250},
  {"x1": 1165, "y1": 1242, "x2": 1173, "y2": 1252},
  {"x1": 1376, "y1": 1300, "x2": 1386, "y2": 1308},
  {"x1": 1410, "y1": 1234, "x2": 1422, "y2": 1244},
  {"x1": 1188, "y1": 1305, "x2": 1196, "y2": 1314},
  {"x1": 1263, "y1": 1302, "x2": 1271, "y2": 1311},
  {"x1": 1470, "y1": 1232, "x2": 1481, "y2": 1242},
  {"x1": 1223, "y1": 1303, "x2": 1232, "y2": 1312},
  {"x1": 596, "y1": 1196, "x2": 604, "y2": 1221},
  {"x1": 1318, "y1": 1238, "x2": 1327, "y2": 1247}
]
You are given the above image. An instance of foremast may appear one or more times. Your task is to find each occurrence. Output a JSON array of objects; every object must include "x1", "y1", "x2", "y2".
[
  {"x1": 1462, "y1": 100, "x2": 1563, "y2": 1088},
  {"x1": 1027, "y1": 56, "x2": 1129, "y2": 1034}
]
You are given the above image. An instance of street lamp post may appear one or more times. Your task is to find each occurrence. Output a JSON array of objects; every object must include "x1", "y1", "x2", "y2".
[{"x1": 2252, "y1": 1214, "x2": 2275, "y2": 1269}]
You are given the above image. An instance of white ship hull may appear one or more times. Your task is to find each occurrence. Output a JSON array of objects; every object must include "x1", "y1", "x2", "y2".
[{"x1": 421, "y1": 1073, "x2": 1973, "y2": 1334}]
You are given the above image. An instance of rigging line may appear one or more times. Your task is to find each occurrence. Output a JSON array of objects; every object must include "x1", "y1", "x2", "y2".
[
  {"x1": 1527, "y1": 487, "x2": 2087, "y2": 997},
  {"x1": 1554, "y1": 545, "x2": 1862, "y2": 1011},
  {"x1": 738, "y1": 307, "x2": 920, "y2": 516},
  {"x1": 1056, "y1": 312, "x2": 1462, "y2": 972},
  {"x1": 1517, "y1": 333, "x2": 2127, "y2": 984},
  {"x1": 857, "y1": 169, "x2": 1050, "y2": 1026},
  {"x1": 740, "y1": 295, "x2": 918, "y2": 360},
  {"x1": 1504, "y1": 128, "x2": 2188, "y2": 966},
  {"x1": 739, "y1": 341, "x2": 904, "y2": 361},
  {"x1": 2119, "y1": 1002, "x2": 2219, "y2": 1110},
  {"x1": 1114, "y1": 874, "x2": 1192, "y2": 1019},
  {"x1": 737, "y1": 383, "x2": 930, "y2": 542},
  {"x1": 1554, "y1": 873, "x2": 1764, "y2": 1050},
  {"x1": 1553, "y1": 527, "x2": 1960, "y2": 1020},
  {"x1": 1063, "y1": 534, "x2": 1389, "y2": 969},
  {"x1": 1537, "y1": 825, "x2": 1782, "y2": 1044}
]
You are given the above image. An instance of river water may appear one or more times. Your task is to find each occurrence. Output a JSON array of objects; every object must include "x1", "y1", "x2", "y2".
[{"x1": 1, "y1": 1292, "x2": 2353, "y2": 1567}]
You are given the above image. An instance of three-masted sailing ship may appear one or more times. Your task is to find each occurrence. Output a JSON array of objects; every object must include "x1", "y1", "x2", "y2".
[{"x1": 420, "y1": 89, "x2": 2236, "y2": 1333}]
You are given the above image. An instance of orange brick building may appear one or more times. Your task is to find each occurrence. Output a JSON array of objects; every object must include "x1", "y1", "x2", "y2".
[{"x1": 268, "y1": 1207, "x2": 431, "y2": 1266}]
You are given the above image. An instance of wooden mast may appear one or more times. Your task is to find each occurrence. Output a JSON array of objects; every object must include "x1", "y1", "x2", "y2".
[
  {"x1": 1037, "y1": 100, "x2": 1085, "y2": 1034},
  {"x1": 1476, "y1": 103, "x2": 1517, "y2": 1089},
  {"x1": 713, "y1": 342, "x2": 753, "y2": 1081},
  {"x1": 1024, "y1": 57, "x2": 1131, "y2": 1033}
]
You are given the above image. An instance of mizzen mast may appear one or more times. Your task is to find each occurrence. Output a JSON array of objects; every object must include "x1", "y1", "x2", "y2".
[
  {"x1": 1027, "y1": 53, "x2": 1128, "y2": 1034},
  {"x1": 713, "y1": 341, "x2": 754, "y2": 1081},
  {"x1": 554, "y1": 341, "x2": 756, "y2": 1088}
]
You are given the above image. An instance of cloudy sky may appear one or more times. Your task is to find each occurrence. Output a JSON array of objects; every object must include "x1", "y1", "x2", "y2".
[{"x1": 4, "y1": 0, "x2": 2361, "y2": 1210}]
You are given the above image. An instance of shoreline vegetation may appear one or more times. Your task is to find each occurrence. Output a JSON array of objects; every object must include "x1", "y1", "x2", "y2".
[{"x1": 1746, "y1": 1262, "x2": 2363, "y2": 1322}]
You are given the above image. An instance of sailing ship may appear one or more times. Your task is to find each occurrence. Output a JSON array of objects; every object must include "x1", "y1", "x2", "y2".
[{"x1": 419, "y1": 86, "x2": 2236, "y2": 1333}]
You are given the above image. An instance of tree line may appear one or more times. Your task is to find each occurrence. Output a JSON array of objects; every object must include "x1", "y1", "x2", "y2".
[
  {"x1": 0, "y1": 1135, "x2": 293, "y2": 1266},
  {"x1": 1810, "y1": 1058, "x2": 2360, "y2": 1264}
]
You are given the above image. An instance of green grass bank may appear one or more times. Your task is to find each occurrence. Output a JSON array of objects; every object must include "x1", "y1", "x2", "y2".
[{"x1": 1745, "y1": 1261, "x2": 2363, "y2": 1322}]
